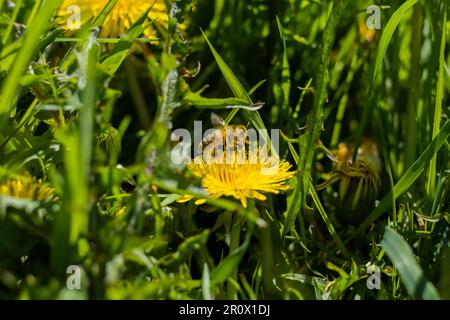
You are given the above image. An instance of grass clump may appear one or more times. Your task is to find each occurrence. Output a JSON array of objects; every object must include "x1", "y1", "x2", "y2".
[{"x1": 0, "y1": 0, "x2": 449, "y2": 300}]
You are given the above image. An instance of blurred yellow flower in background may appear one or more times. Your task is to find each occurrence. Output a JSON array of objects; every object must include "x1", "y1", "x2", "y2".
[
  {"x1": 0, "y1": 176, "x2": 57, "y2": 202},
  {"x1": 57, "y1": 0, "x2": 169, "y2": 37},
  {"x1": 317, "y1": 139, "x2": 381, "y2": 223},
  {"x1": 358, "y1": 19, "x2": 377, "y2": 43}
]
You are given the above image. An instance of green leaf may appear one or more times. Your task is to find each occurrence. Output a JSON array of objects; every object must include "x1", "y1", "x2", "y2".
[
  {"x1": 202, "y1": 263, "x2": 212, "y2": 300},
  {"x1": 201, "y1": 30, "x2": 250, "y2": 103},
  {"x1": 0, "y1": 0, "x2": 62, "y2": 118},
  {"x1": 201, "y1": 31, "x2": 270, "y2": 147},
  {"x1": 381, "y1": 227, "x2": 441, "y2": 300},
  {"x1": 165, "y1": 230, "x2": 209, "y2": 268},
  {"x1": 159, "y1": 70, "x2": 181, "y2": 127},
  {"x1": 184, "y1": 90, "x2": 257, "y2": 110},
  {"x1": 248, "y1": 80, "x2": 267, "y2": 96},
  {"x1": 371, "y1": 0, "x2": 419, "y2": 91},
  {"x1": 90, "y1": 0, "x2": 119, "y2": 29},
  {"x1": 426, "y1": 8, "x2": 447, "y2": 198},
  {"x1": 354, "y1": 0, "x2": 419, "y2": 157}
]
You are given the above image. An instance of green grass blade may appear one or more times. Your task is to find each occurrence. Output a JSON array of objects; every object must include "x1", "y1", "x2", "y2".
[
  {"x1": 90, "y1": 0, "x2": 119, "y2": 29},
  {"x1": 1, "y1": 0, "x2": 22, "y2": 45},
  {"x1": 371, "y1": 0, "x2": 419, "y2": 93},
  {"x1": 381, "y1": 227, "x2": 441, "y2": 300},
  {"x1": 354, "y1": 0, "x2": 419, "y2": 159},
  {"x1": 202, "y1": 263, "x2": 212, "y2": 300},
  {"x1": 248, "y1": 79, "x2": 267, "y2": 96},
  {"x1": 275, "y1": 15, "x2": 291, "y2": 116},
  {"x1": 426, "y1": 8, "x2": 447, "y2": 199},
  {"x1": 210, "y1": 226, "x2": 252, "y2": 285},
  {"x1": 201, "y1": 30, "x2": 271, "y2": 146},
  {"x1": 51, "y1": 34, "x2": 99, "y2": 272},
  {"x1": 183, "y1": 91, "x2": 250, "y2": 109},
  {"x1": 0, "y1": 0, "x2": 62, "y2": 117},
  {"x1": 101, "y1": 0, "x2": 157, "y2": 74},
  {"x1": 293, "y1": 0, "x2": 342, "y2": 233},
  {"x1": 201, "y1": 29, "x2": 251, "y2": 103}
]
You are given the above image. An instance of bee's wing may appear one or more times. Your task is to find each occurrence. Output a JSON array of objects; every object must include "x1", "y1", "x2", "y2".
[{"x1": 211, "y1": 112, "x2": 225, "y2": 127}]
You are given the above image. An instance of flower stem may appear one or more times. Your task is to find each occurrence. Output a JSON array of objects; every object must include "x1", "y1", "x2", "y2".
[{"x1": 227, "y1": 216, "x2": 241, "y2": 299}]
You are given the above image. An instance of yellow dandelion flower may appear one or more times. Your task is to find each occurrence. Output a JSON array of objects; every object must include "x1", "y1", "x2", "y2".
[
  {"x1": 176, "y1": 194, "x2": 208, "y2": 206},
  {"x1": 186, "y1": 146, "x2": 295, "y2": 209},
  {"x1": 57, "y1": 0, "x2": 170, "y2": 38},
  {"x1": 0, "y1": 176, "x2": 57, "y2": 202}
]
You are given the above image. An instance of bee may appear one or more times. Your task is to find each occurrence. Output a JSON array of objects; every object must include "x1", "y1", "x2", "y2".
[{"x1": 198, "y1": 113, "x2": 249, "y2": 155}]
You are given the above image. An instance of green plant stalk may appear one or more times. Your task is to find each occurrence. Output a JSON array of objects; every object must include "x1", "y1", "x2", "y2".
[
  {"x1": 276, "y1": 15, "x2": 291, "y2": 121},
  {"x1": 2, "y1": 0, "x2": 22, "y2": 45},
  {"x1": 55, "y1": 37, "x2": 159, "y2": 43},
  {"x1": 209, "y1": 0, "x2": 225, "y2": 31},
  {"x1": 227, "y1": 215, "x2": 241, "y2": 299},
  {"x1": 294, "y1": 0, "x2": 342, "y2": 224},
  {"x1": 25, "y1": 0, "x2": 42, "y2": 27},
  {"x1": 239, "y1": 273, "x2": 257, "y2": 300},
  {"x1": 285, "y1": 141, "x2": 349, "y2": 258},
  {"x1": 386, "y1": 163, "x2": 397, "y2": 227},
  {"x1": 51, "y1": 35, "x2": 98, "y2": 273},
  {"x1": 405, "y1": 3, "x2": 422, "y2": 168},
  {"x1": 282, "y1": 139, "x2": 308, "y2": 246},
  {"x1": 426, "y1": 8, "x2": 446, "y2": 200}
]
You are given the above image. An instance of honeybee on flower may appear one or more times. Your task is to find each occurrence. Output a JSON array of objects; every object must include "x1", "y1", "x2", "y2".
[{"x1": 178, "y1": 114, "x2": 296, "y2": 208}]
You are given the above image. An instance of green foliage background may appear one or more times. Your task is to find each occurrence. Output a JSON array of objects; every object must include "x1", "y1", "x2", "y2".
[{"x1": 0, "y1": 0, "x2": 449, "y2": 300}]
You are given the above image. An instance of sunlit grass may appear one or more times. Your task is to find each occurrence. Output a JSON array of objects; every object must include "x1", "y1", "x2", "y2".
[{"x1": 0, "y1": 0, "x2": 449, "y2": 300}]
